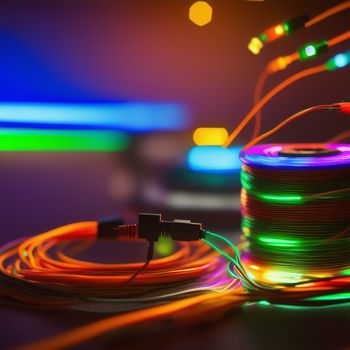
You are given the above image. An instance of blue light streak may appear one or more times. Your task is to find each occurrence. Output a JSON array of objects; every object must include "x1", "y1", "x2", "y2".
[{"x1": 0, "y1": 102, "x2": 189, "y2": 133}]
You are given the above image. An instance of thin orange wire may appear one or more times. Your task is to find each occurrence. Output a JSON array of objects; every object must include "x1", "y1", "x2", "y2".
[
  {"x1": 327, "y1": 128, "x2": 350, "y2": 143},
  {"x1": 305, "y1": 1, "x2": 350, "y2": 28},
  {"x1": 251, "y1": 29, "x2": 350, "y2": 141},
  {"x1": 0, "y1": 222, "x2": 218, "y2": 289},
  {"x1": 243, "y1": 104, "x2": 334, "y2": 150},
  {"x1": 251, "y1": 68, "x2": 268, "y2": 140},
  {"x1": 15, "y1": 290, "x2": 246, "y2": 350},
  {"x1": 0, "y1": 222, "x2": 246, "y2": 350},
  {"x1": 328, "y1": 30, "x2": 350, "y2": 47},
  {"x1": 223, "y1": 64, "x2": 327, "y2": 148}
]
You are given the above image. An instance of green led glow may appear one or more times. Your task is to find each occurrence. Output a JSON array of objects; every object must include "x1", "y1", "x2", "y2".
[
  {"x1": 340, "y1": 268, "x2": 350, "y2": 276},
  {"x1": 299, "y1": 40, "x2": 328, "y2": 61},
  {"x1": 282, "y1": 22, "x2": 290, "y2": 35},
  {"x1": 299, "y1": 44, "x2": 317, "y2": 60},
  {"x1": 304, "y1": 45, "x2": 316, "y2": 57},
  {"x1": 0, "y1": 129, "x2": 129, "y2": 152},
  {"x1": 241, "y1": 172, "x2": 303, "y2": 203},
  {"x1": 259, "y1": 33, "x2": 268, "y2": 43},
  {"x1": 240, "y1": 171, "x2": 252, "y2": 190},
  {"x1": 306, "y1": 293, "x2": 350, "y2": 302},
  {"x1": 258, "y1": 236, "x2": 300, "y2": 247},
  {"x1": 155, "y1": 237, "x2": 175, "y2": 257},
  {"x1": 259, "y1": 193, "x2": 303, "y2": 203}
]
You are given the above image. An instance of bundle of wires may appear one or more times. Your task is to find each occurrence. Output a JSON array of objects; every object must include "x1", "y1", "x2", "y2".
[
  {"x1": 240, "y1": 144, "x2": 350, "y2": 286},
  {"x1": 0, "y1": 223, "x2": 251, "y2": 350},
  {"x1": 1, "y1": 200, "x2": 350, "y2": 349},
  {"x1": 0, "y1": 222, "x2": 241, "y2": 312}
]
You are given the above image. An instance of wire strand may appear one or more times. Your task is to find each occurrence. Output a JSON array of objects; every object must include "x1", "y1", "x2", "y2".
[
  {"x1": 305, "y1": 1, "x2": 350, "y2": 28},
  {"x1": 223, "y1": 64, "x2": 326, "y2": 147},
  {"x1": 250, "y1": 29, "x2": 350, "y2": 141},
  {"x1": 243, "y1": 105, "x2": 334, "y2": 150}
]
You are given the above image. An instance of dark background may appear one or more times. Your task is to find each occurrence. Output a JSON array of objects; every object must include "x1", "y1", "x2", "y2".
[{"x1": 0, "y1": 0, "x2": 350, "y2": 349}]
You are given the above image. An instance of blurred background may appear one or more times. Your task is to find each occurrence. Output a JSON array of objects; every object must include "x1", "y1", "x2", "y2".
[
  {"x1": 1, "y1": 1, "x2": 350, "y2": 349},
  {"x1": 0, "y1": 0, "x2": 349, "y2": 240}
]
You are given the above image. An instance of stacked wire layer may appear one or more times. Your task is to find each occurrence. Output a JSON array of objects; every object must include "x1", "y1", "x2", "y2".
[{"x1": 240, "y1": 144, "x2": 350, "y2": 284}]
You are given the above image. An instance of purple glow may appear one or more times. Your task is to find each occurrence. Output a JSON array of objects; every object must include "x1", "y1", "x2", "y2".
[
  {"x1": 240, "y1": 144, "x2": 350, "y2": 169},
  {"x1": 200, "y1": 257, "x2": 241, "y2": 289}
]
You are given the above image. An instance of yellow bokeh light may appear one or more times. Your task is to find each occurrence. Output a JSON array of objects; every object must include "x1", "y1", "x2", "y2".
[
  {"x1": 193, "y1": 127, "x2": 228, "y2": 146},
  {"x1": 248, "y1": 37, "x2": 263, "y2": 55},
  {"x1": 189, "y1": 1, "x2": 213, "y2": 27},
  {"x1": 242, "y1": 226, "x2": 250, "y2": 235},
  {"x1": 274, "y1": 24, "x2": 285, "y2": 36},
  {"x1": 267, "y1": 55, "x2": 293, "y2": 73}
]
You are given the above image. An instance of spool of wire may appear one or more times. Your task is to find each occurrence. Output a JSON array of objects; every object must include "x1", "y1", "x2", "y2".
[{"x1": 240, "y1": 144, "x2": 350, "y2": 285}]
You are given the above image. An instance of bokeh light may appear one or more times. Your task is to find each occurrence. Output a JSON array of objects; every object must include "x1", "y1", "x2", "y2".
[
  {"x1": 193, "y1": 127, "x2": 228, "y2": 146},
  {"x1": 189, "y1": 1, "x2": 213, "y2": 27}
]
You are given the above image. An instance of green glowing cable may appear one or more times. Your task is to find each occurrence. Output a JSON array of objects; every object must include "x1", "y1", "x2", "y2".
[
  {"x1": 203, "y1": 231, "x2": 267, "y2": 291},
  {"x1": 205, "y1": 231, "x2": 241, "y2": 263},
  {"x1": 305, "y1": 292, "x2": 350, "y2": 302},
  {"x1": 202, "y1": 232, "x2": 245, "y2": 281},
  {"x1": 257, "y1": 300, "x2": 350, "y2": 310}
]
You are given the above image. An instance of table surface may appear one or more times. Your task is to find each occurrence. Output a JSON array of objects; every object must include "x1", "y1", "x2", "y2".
[{"x1": 1, "y1": 291, "x2": 350, "y2": 350}]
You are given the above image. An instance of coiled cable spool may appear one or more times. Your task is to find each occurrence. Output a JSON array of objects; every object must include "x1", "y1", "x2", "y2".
[{"x1": 239, "y1": 144, "x2": 350, "y2": 285}]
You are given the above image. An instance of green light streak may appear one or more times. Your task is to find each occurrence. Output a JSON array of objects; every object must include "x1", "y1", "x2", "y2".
[
  {"x1": 259, "y1": 193, "x2": 303, "y2": 203},
  {"x1": 0, "y1": 129, "x2": 129, "y2": 152},
  {"x1": 241, "y1": 172, "x2": 303, "y2": 203},
  {"x1": 258, "y1": 300, "x2": 350, "y2": 310},
  {"x1": 257, "y1": 236, "x2": 300, "y2": 247},
  {"x1": 340, "y1": 268, "x2": 350, "y2": 276},
  {"x1": 306, "y1": 293, "x2": 350, "y2": 302},
  {"x1": 240, "y1": 171, "x2": 252, "y2": 190}
]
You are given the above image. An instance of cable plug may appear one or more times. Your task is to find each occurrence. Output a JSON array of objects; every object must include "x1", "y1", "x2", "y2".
[
  {"x1": 98, "y1": 213, "x2": 204, "y2": 242},
  {"x1": 139, "y1": 213, "x2": 204, "y2": 241},
  {"x1": 339, "y1": 102, "x2": 350, "y2": 115},
  {"x1": 331, "y1": 102, "x2": 350, "y2": 114},
  {"x1": 112, "y1": 213, "x2": 204, "y2": 242}
]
